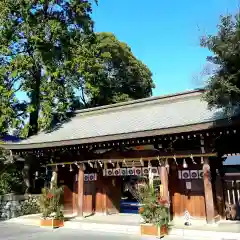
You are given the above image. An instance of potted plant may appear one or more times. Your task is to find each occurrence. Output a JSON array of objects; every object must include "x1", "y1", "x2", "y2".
[
  {"x1": 39, "y1": 183, "x2": 64, "y2": 228},
  {"x1": 138, "y1": 184, "x2": 170, "y2": 237}
]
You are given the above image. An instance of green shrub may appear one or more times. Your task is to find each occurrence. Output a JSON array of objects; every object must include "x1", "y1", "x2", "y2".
[
  {"x1": 0, "y1": 164, "x2": 26, "y2": 194},
  {"x1": 39, "y1": 183, "x2": 64, "y2": 220},
  {"x1": 138, "y1": 184, "x2": 169, "y2": 228}
]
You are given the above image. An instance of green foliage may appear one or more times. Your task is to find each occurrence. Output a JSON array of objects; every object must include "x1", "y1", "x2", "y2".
[
  {"x1": 0, "y1": 0, "x2": 95, "y2": 136},
  {"x1": 201, "y1": 13, "x2": 240, "y2": 115},
  {"x1": 0, "y1": 162, "x2": 26, "y2": 194},
  {"x1": 138, "y1": 184, "x2": 169, "y2": 227},
  {"x1": 0, "y1": 145, "x2": 25, "y2": 194},
  {"x1": 20, "y1": 196, "x2": 41, "y2": 215},
  {"x1": 39, "y1": 184, "x2": 64, "y2": 220},
  {"x1": 0, "y1": 1, "x2": 154, "y2": 136},
  {"x1": 71, "y1": 32, "x2": 155, "y2": 107},
  {"x1": 0, "y1": 76, "x2": 24, "y2": 134}
]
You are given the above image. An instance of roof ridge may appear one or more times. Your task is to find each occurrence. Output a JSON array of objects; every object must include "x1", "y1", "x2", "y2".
[{"x1": 75, "y1": 89, "x2": 204, "y2": 115}]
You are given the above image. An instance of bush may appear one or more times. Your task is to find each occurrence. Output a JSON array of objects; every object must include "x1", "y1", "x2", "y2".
[
  {"x1": 20, "y1": 197, "x2": 41, "y2": 215},
  {"x1": 0, "y1": 163, "x2": 26, "y2": 194},
  {"x1": 39, "y1": 183, "x2": 64, "y2": 220},
  {"x1": 138, "y1": 184, "x2": 169, "y2": 227}
]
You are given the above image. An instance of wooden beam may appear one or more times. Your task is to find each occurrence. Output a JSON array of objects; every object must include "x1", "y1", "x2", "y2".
[
  {"x1": 203, "y1": 157, "x2": 215, "y2": 223},
  {"x1": 77, "y1": 165, "x2": 84, "y2": 217},
  {"x1": 160, "y1": 166, "x2": 169, "y2": 201}
]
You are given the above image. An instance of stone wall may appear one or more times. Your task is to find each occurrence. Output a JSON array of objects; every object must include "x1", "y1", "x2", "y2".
[{"x1": 0, "y1": 194, "x2": 41, "y2": 220}]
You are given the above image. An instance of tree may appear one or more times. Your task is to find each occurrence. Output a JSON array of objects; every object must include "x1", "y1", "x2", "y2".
[
  {"x1": 201, "y1": 13, "x2": 240, "y2": 115},
  {"x1": 0, "y1": 0, "x2": 96, "y2": 137},
  {"x1": 1, "y1": 2, "x2": 154, "y2": 137},
  {"x1": 0, "y1": 82, "x2": 18, "y2": 134},
  {"x1": 71, "y1": 32, "x2": 155, "y2": 107},
  {"x1": 0, "y1": 51, "x2": 26, "y2": 134}
]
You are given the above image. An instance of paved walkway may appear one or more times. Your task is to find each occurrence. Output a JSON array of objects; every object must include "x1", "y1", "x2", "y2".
[
  {"x1": 0, "y1": 222, "x2": 140, "y2": 240},
  {"x1": 6, "y1": 214, "x2": 240, "y2": 239},
  {"x1": 0, "y1": 222, "x2": 220, "y2": 240}
]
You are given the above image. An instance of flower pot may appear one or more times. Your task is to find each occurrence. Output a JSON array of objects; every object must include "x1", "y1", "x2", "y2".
[
  {"x1": 40, "y1": 219, "x2": 64, "y2": 228},
  {"x1": 140, "y1": 224, "x2": 168, "y2": 237}
]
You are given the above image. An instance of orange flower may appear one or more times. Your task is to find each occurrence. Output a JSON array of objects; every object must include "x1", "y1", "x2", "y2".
[
  {"x1": 139, "y1": 207, "x2": 144, "y2": 214},
  {"x1": 47, "y1": 193, "x2": 53, "y2": 199}
]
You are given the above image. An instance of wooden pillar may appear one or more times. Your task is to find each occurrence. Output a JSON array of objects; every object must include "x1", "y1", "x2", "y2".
[
  {"x1": 203, "y1": 157, "x2": 215, "y2": 223},
  {"x1": 77, "y1": 165, "x2": 84, "y2": 217},
  {"x1": 160, "y1": 166, "x2": 169, "y2": 201}
]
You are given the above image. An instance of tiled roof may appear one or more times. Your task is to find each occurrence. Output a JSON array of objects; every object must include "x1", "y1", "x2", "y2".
[{"x1": 1, "y1": 90, "x2": 225, "y2": 149}]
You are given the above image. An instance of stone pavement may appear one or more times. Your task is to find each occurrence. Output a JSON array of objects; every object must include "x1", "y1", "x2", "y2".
[
  {"x1": 6, "y1": 214, "x2": 240, "y2": 239},
  {"x1": 0, "y1": 222, "x2": 195, "y2": 240}
]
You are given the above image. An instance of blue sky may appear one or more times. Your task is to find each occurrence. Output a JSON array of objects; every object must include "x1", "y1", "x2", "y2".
[{"x1": 92, "y1": 0, "x2": 239, "y2": 96}]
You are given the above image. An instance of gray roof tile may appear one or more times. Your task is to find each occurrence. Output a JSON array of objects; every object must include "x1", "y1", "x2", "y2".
[{"x1": 17, "y1": 90, "x2": 223, "y2": 146}]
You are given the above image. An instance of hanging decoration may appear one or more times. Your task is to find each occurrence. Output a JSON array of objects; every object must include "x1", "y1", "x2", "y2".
[
  {"x1": 182, "y1": 170, "x2": 190, "y2": 179},
  {"x1": 177, "y1": 170, "x2": 203, "y2": 179},
  {"x1": 82, "y1": 163, "x2": 86, "y2": 171},
  {"x1": 55, "y1": 165, "x2": 58, "y2": 172},
  {"x1": 198, "y1": 170, "x2": 204, "y2": 179},
  {"x1": 116, "y1": 161, "x2": 120, "y2": 169},
  {"x1": 98, "y1": 161, "x2": 103, "y2": 168},
  {"x1": 190, "y1": 154, "x2": 197, "y2": 164},
  {"x1": 148, "y1": 160, "x2": 152, "y2": 168},
  {"x1": 121, "y1": 168, "x2": 127, "y2": 176},
  {"x1": 190, "y1": 170, "x2": 198, "y2": 179},
  {"x1": 183, "y1": 159, "x2": 188, "y2": 169},
  {"x1": 150, "y1": 167, "x2": 159, "y2": 176},
  {"x1": 45, "y1": 153, "x2": 217, "y2": 175},
  {"x1": 104, "y1": 161, "x2": 108, "y2": 170},
  {"x1": 88, "y1": 161, "x2": 93, "y2": 168},
  {"x1": 127, "y1": 168, "x2": 135, "y2": 176},
  {"x1": 106, "y1": 169, "x2": 113, "y2": 176},
  {"x1": 84, "y1": 174, "x2": 89, "y2": 181},
  {"x1": 113, "y1": 168, "x2": 121, "y2": 176},
  {"x1": 74, "y1": 161, "x2": 80, "y2": 168},
  {"x1": 88, "y1": 173, "x2": 97, "y2": 181},
  {"x1": 165, "y1": 158, "x2": 169, "y2": 170},
  {"x1": 142, "y1": 167, "x2": 149, "y2": 175},
  {"x1": 173, "y1": 155, "x2": 178, "y2": 165},
  {"x1": 134, "y1": 167, "x2": 142, "y2": 176}
]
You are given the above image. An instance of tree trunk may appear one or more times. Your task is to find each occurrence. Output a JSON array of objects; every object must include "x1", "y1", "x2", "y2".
[{"x1": 28, "y1": 68, "x2": 41, "y2": 137}]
